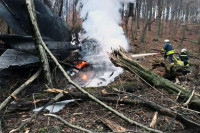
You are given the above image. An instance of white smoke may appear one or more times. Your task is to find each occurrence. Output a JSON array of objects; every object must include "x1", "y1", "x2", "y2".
[
  {"x1": 76, "y1": 0, "x2": 135, "y2": 87},
  {"x1": 78, "y1": 0, "x2": 136, "y2": 52}
]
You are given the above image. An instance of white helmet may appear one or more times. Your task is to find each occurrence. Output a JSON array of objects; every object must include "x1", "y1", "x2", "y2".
[
  {"x1": 181, "y1": 49, "x2": 187, "y2": 53},
  {"x1": 164, "y1": 39, "x2": 170, "y2": 43}
]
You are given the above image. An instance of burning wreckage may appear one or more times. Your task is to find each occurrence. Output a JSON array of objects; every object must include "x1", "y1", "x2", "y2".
[{"x1": 0, "y1": 0, "x2": 122, "y2": 87}]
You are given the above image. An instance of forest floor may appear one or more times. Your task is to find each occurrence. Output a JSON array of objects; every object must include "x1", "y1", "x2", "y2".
[{"x1": 0, "y1": 20, "x2": 200, "y2": 133}]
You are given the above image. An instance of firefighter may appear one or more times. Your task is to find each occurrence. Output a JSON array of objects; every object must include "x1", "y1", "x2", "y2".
[
  {"x1": 162, "y1": 39, "x2": 175, "y2": 65},
  {"x1": 177, "y1": 49, "x2": 189, "y2": 68}
]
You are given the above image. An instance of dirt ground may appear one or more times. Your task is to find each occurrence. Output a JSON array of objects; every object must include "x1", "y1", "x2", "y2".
[{"x1": 1, "y1": 19, "x2": 200, "y2": 133}]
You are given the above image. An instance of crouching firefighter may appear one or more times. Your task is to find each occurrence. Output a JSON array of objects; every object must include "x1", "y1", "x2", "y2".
[
  {"x1": 177, "y1": 49, "x2": 189, "y2": 68},
  {"x1": 161, "y1": 39, "x2": 175, "y2": 65}
]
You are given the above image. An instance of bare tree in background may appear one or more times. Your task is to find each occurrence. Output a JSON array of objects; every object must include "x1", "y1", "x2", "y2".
[
  {"x1": 154, "y1": 0, "x2": 163, "y2": 41},
  {"x1": 140, "y1": 0, "x2": 152, "y2": 43},
  {"x1": 72, "y1": 0, "x2": 78, "y2": 26},
  {"x1": 132, "y1": 0, "x2": 142, "y2": 40},
  {"x1": 148, "y1": 0, "x2": 153, "y2": 31}
]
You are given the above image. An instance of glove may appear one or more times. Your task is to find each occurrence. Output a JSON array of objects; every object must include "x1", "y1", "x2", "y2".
[{"x1": 157, "y1": 52, "x2": 163, "y2": 55}]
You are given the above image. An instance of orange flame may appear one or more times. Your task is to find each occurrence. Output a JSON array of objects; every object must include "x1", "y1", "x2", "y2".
[
  {"x1": 76, "y1": 61, "x2": 88, "y2": 69},
  {"x1": 82, "y1": 74, "x2": 88, "y2": 80}
]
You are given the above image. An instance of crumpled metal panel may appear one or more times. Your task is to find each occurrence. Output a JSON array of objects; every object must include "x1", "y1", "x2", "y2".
[
  {"x1": 0, "y1": 49, "x2": 39, "y2": 70},
  {"x1": 0, "y1": 0, "x2": 72, "y2": 41}
]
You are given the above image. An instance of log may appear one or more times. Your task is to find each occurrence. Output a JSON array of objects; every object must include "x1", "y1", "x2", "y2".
[{"x1": 109, "y1": 48, "x2": 200, "y2": 108}]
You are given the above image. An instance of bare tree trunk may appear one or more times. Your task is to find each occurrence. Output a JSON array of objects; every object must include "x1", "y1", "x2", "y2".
[
  {"x1": 165, "y1": 0, "x2": 170, "y2": 22},
  {"x1": 58, "y1": 0, "x2": 64, "y2": 17},
  {"x1": 140, "y1": 0, "x2": 150, "y2": 43},
  {"x1": 132, "y1": 0, "x2": 142, "y2": 40},
  {"x1": 26, "y1": 0, "x2": 53, "y2": 87},
  {"x1": 136, "y1": 0, "x2": 141, "y2": 29},
  {"x1": 72, "y1": 0, "x2": 78, "y2": 26},
  {"x1": 148, "y1": 0, "x2": 153, "y2": 31},
  {"x1": 128, "y1": 3, "x2": 134, "y2": 17},
  {"x1": 121, "y1": 4, "x2": 124, "y2": 21},
  {"x1": 154, "y1": 0, "x2": 163, "y2": 41},
  {"x1": 179, "y1": 24, "x2": 186, "y2": 48}
]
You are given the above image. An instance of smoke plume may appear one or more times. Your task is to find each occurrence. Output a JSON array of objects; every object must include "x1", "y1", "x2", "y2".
[
  {"x1": 78, "y1": 0, "x2": 134, "y2": 52},
  {"x1": 77, "y1": 0, "x2": 135, "y2": 87}
]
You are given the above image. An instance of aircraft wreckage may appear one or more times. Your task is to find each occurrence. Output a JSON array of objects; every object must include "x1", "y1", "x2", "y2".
[
  {"x1": 0, "y1": 0, "x2": 121, "y2": 87},
  {"x1": 0, "y1": 0, "x2": 81, "y2": 70}
]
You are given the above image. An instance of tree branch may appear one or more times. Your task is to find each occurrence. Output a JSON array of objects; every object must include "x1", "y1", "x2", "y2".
[
  {"x1": 26, "y1": 0, "x2": 53, "y2": 87},
  {"x1": 0, "y1": 68, "x2": 42, "y2": 112},
  {"x1": 44, "y1": 114, "x2": 92, "y2": 133}
]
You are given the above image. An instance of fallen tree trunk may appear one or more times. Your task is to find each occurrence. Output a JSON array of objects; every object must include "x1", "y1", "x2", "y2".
[{"x1": 109, "y1": 48, "x2": 200, "y2": 108}]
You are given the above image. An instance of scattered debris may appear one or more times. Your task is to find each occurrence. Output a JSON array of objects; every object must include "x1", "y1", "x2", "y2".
[{"x1": 33, "y1": 99, "x2": 78, "y2": 113}]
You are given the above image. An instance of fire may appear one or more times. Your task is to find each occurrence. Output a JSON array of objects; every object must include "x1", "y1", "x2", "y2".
[
  {"x1": 76, "y1": 61, "x2": 88, "y2": 69},
  {"x1": 82, "y1": 74, "x2": 88, "y2": 80}
]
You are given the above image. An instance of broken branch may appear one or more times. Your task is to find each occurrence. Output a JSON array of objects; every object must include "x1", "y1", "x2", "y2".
[
  {"x1": 9, "y1": 91, "x2": 65, "y2": 133},
  {"x1": 183, "y1": 88, "x2": 195, "y2": 107},
  {"x1": 44, "y1": 114, "x2": 92, "y2": 133},
  {"x1": 113, "y1": 88, "x2": 200, "y2": 129},
  {"x1": 150, "y1": 112, "x2": 158, "y2": 128},
  {"x1": 0, "y1": 67, "x2": 42, "y2": 112},
  {"x1": 26, "y1": 0, "x2": 53, "y2": 87}
]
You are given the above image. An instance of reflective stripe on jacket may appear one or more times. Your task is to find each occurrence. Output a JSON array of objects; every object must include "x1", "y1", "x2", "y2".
[
  {"x1": 177, "y1": 53, "x2": 189, "y2": 61},
  {"x1": 162, "y1": 42, "x2": 174, "y2": 55}
]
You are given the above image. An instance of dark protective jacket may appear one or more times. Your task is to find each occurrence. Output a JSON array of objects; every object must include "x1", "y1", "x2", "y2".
[
  {"x1": 177, "y1": 52, "x2": 189, "y2": 67},
  {"x1": 162, "y1": 42, "x2": 174, "y2": 55},
  {"x1": 178, "y1": 52, "x2": 189, "y2": 61}
]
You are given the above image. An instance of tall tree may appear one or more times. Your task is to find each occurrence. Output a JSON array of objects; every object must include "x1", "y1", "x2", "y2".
[
  {"x1": 154, "y1": 0, "x2": 163, "y2": 41},
  {"x1": 148, "y1": 0, "x2": 153, "y2": 31},
  {"x1": 72, "y1": 0, "x2": 78, "y2": 26},
  {"x1": 140, "y1": 0, "x2": 152, "y2": 43},
  {"x1": 165, "y1": 0, "x2": 170, "y2": 22},
  {"x1": 132, "y1": 0, "x2": 142, "y2": 40}
]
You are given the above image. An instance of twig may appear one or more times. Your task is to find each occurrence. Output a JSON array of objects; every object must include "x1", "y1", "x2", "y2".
[
  {"x1": 175, "y1": 91, "x2": 182, "y2": 102},
  {"x1": 0, "y1": 68, "x2": 42, "y2": 112},
  {"x1": 150, "y1": 112, "x2": 158, "y2": 128},
  {"x1": 183, "y1": 88, "x2": 195, "y2": 107},
  {"x1": 9, "y1": 91, "x2": 65, "y2": 133},
  {"x1": 180, "y1": 107, "x2": 200, "y2": 114},
  {"x1": 113, "y1": 88, "x2": 200, "y2": 129},
  {"x1": 44, "y1": 114, "x2": 92, "y2": 133}
]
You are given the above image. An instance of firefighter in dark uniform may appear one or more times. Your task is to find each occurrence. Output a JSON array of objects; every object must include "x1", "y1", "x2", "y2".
[
  {"x1": 162, "y1": 39, "x2": 175, "y2": 65},
  {"x1": 177, "y1": 49, "x2": 189, "y2": 68}
]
